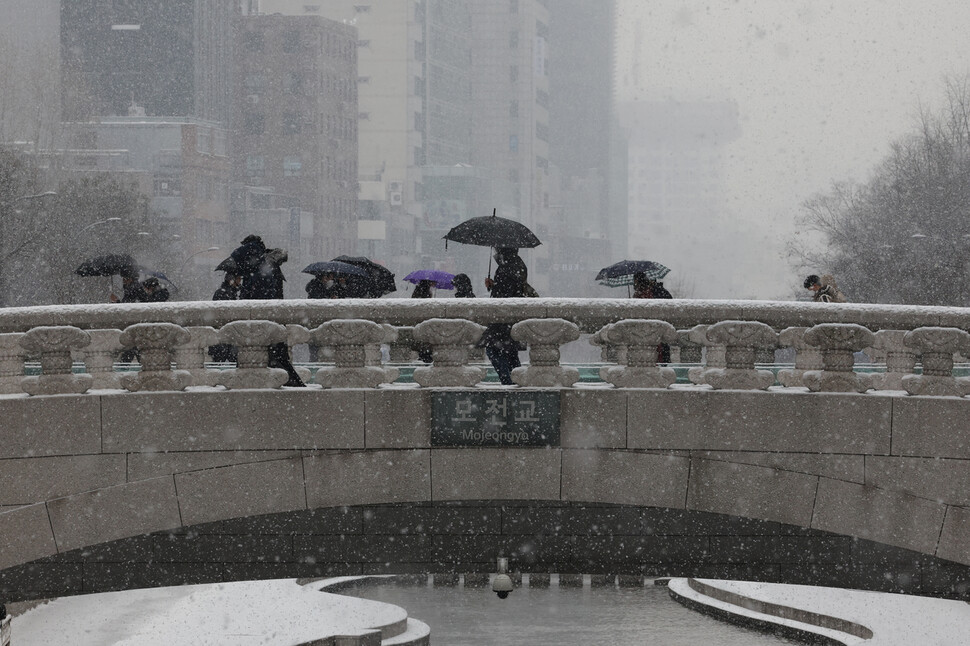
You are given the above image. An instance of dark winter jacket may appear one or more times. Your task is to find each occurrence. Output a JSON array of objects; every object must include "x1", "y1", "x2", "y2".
[
  {"x1": 453, "y1": 274, "x2": 475, "y2": 298},
  {"x1": 212, "y1": 277, "x2": 240, "y2": 301},
  {"x1": 306, "y1": 277, "x2": 344, "y2": 299},
  {"x1": 239, "y1": 248, "x2": 288, "y2": 300},
  {"x1": 489, "y1": 249, "x2": 527, "y2": 298},
  {"x1": 813, "y1": 275, "x2": 847, "y2": 303}
]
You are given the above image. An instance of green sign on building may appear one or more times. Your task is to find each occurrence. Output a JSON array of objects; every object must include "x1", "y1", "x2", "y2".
[{"x1": 432, "y1": 391, "x2": 561, "y2": 446}]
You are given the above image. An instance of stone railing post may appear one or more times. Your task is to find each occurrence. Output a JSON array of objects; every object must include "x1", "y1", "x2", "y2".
[
  {"x1": 902, "y1": 327, "x2": 970, "y2": 396},
  {"x1": 119, "y1": 323, "x2": 191, "y2": 392},
  {"x1": 777, "y1": 327, "x2": 824, "y2": 388},
  {"x1": 510, "y1": 318, "x2": 581, "y2": 386},
  {"x1": 174, "y1": 326, "x2": 219, "y2": 387},
  {"x1": 79, "y1": 329, "x2": 124, "y2": 389},
  {"x1": 387, "y1": 325, "x2": 416, "y2": 363},
  {"x1": 19, "y1": 326, "x2": 92, "y2": 395},
  {"x1": 310, "y1": 319, "x2": 388, "y2": 388},
  {"x1": 703, "y1": 320, "x2": 777, "y2": 390},
  {"x1": 589, "y1": 326, "x2": 610, "y2": 362},
  {"x1": 687, "y1": 324, "x2": 725, "y2": 385},
  {"x1": 0, "y1": 333, "x2": 25, "y2": 394},
  {"x1": 802, "y1": 323, "x2": 874, "y2": 393},
  {"x1": 373, "y1": 324, "x2": 400, "y2": 383},
  {"x1": 285, "y1": 324, "x2": 314, "y2": 385},
  {"x1": 218, "y1": 320, "x2": 289, "y2": 390},
  {"x1": 868, "y1": 329, "x2": 918, "y2": 391},
  {"x1": 676, "y1": 329, "x2": 703, "y2": 364},
  {"x1": 601, "y1": 319, "x2": 678, "y2": 388},
  {"x1": 411, "y1": 318, "x2": 485, "y2": 387}
]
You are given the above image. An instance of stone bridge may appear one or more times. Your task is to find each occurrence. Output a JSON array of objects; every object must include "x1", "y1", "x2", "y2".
[{"x1": 2, "y1": 299, "x2": 970, "y2": 602}]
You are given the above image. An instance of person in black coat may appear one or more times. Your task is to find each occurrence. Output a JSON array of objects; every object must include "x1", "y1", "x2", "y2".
[
  {"x1": 632, "y1": 272, "x2": 673, "y2": 363},
  {"x1": 481, "y1": 248, "x2": 527, "y2": 384},
  {"x1": 453, "y1": 273, "x2": 475, "y2": 298},
  {"x1": 411, "y1": 279, "x2": 435, "y2": 362},
  {"x1": 305, "y1": 273, "x2": 344, "y2": 299},
  {"x1": 230, "y1": 235, "x2": 305, "y2": 386},
  {"x1": 208, "y1": 268, "x2": 242, "y2": 363}
]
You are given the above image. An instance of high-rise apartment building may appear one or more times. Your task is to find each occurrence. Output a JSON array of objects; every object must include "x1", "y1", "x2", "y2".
[
  {"x1": 60, "y1": 0, "x2": 235, "y2": 123},
  {"x1": 232, "y1": 13, "x2": 359, "y2": 265}
]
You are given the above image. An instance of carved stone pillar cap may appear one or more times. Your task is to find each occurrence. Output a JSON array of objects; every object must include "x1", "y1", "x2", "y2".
[
  {"x1": 606, "y1": 319, "x2": 677, "y2": 346},
  {"x1": 707, "y1": 320, "x2": 777, "y2": 348},
  {"x1": 412, "y1": 318, "x2": 485, "y2": 345},
  {"x1": 311, "y1": 319, "x2": 385, "y2": 346},
  {"x1": 0, "y1": 333, "x2": 25, "y2": 352},
  {"x1": 687, "y1": 324, "x2": 711, "y2": 346},
  {"x1": 85, "y1": 329, "x2": 124, "y2": 352},
  {"x1": 903, "y1": 326, "x2": 970, "y2": 354},
  {"x1": 286, "y1": 324, "x2": 311, "y2": 345},
  {"x1": 219, "y1": 320, "x2": 287, "y2": 346},
  {"x1": 589, "y1": 325, "x2": 611, "y2": 346},
  {"x1": 20, "y1": 326, "x2": 91, "y2": 353},
  {"x1": 778, "y1": 326, "x2": 808, "y2": 347},
  {"x1": 381, "y1": 324, "x2": 399, "y2": 343},
  {"x1": 511, "y1": 318, "x2": 580, "y2": 345},
  {"x1": 803, "y1": 323, "x2": 874, "y2": 351},
  {"x1": 180, "y1": 326, "x2": 219, "y2": 347},
  {"x1": 120, "y1": 323, "x2": 190, "y2": 349}
]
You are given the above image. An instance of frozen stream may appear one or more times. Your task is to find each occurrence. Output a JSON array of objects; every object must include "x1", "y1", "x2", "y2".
[{"x1": 343, "y1": 579, "x2": 799, "y2": 645}]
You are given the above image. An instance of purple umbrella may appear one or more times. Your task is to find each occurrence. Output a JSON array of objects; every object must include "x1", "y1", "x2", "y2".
[{"x1": 403, "y1": 269, "x2": 455, "y2": 289}]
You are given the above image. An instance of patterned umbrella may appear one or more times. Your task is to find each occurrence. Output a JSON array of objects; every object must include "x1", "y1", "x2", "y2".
[{"x1": 595, "y1": 260, "x2": 671, "y2": 287}]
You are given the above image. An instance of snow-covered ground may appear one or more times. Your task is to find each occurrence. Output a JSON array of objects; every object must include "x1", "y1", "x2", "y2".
[
  {"x1": 669, "y1": 578, "x2": 970, "y2": 645},
  {"x1": 10, "y1": 578, "x2": 428, "y2": 646}
]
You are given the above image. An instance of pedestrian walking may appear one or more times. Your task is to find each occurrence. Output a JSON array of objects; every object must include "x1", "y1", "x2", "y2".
[
  {"x1": 480, "y1": 247, "x2": 528, "y2": 384},
  {"x1": 231, "y1": 235, "x2": 305, "y2": 386},
  {"x1": 411, "y1": 279, "x2": 435, "y2": 362},
  {"x1": 208, "y1": 266, "x2": 242, "y2": 363},
  {"x1": 804, "y1": 274, "x2": 847, "y2": 302},
  {"x1": 453, "y1": 273, "x2": 475, "y2": 298},
  {"x1": 632, "y1": 271, "x2": 673, "y2": 363}
]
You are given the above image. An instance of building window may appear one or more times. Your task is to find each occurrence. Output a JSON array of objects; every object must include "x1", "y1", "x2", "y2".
[
  {"x1": 509, "y1": 65, "x2": 518, "y2": 82},
  {"x1": 510, "y1": 0, "x2": 518, "y2": 12},
  {"x1": 245, "y1": 155, "x2": 265, "y2": 177},
  {"x1": 286, "y1": 72, "x2": 304, "y2": 94},
  {"x1": 354, "y1": 4, "x2": 371, "y2": 12},
  {"x1": 283, "y1": 112, "x2": 302, "y2": 134},
  {"x1": 243, "y1": 74, "x2": 266, "y2": 92},
  {"x1": 284, "y1": 156, "x2": 303, "y2": 176},
  {"x1": 509, "y1": 31, "x2": 518, "y2": 48},
  {"x1": 509, "y1": 134, "x2": 518, "y2": 153},
  {"x1": 282, "y1": 29, "x2": 301, "y2": 53},
  {"x1": 303, "y1": 4, "x2": 320, "y2": 11},
  {"x1": 244, "y1": 112, "x2": 265, "y2": 135},
  {"x1": 244, "y1": 31, "x2": 263, "y2": 52},
  {"x1": 509, "y1": 100, "x2": 518, "y2": 118}
]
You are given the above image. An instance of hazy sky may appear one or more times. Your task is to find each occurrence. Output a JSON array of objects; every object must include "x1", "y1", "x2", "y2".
[{"x1": 615, "y1": 0, "x2": 970, "y2": 298}]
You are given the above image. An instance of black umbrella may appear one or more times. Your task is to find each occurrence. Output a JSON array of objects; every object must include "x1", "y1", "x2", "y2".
[
  {"x1": 443, "y1": 208, "x2": 541, "y2": 249},
  {"x1": 596, "y1": 260, "x2": 671, "y2": 287},
  {"x1": 303, "y1": 261, "x2": 369, "y2": 278},
  {"x1": 331, "y1": 255, "x2": 397, "y2": 297},
  {"x1": 75, "y1": 254, "x2": 137, "y2": 279},
  {"x1": 215, "y1": 257, "x2": 239, "y2": 273}
]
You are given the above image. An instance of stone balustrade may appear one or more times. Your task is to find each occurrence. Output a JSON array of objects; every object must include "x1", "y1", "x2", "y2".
[{"x1": 0, "y1": 298, "x2": 970, "y2": 397}]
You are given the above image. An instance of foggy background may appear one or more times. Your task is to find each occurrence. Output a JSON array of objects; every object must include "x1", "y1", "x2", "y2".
[{"x1": 3, "y1": 0, "x2": 970, "y2": 304}]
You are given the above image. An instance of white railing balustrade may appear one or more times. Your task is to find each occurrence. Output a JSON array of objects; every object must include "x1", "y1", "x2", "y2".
[
  {"x1": 20, "y1": 325, "x2": 92, "y2": 395},
  {"x1": 3, "y1": 298, "x2": 970, "y2": 397}
]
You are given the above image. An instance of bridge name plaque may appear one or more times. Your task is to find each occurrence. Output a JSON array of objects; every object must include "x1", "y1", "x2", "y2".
[{"x1": 431, "y1": 391, "x2": 560, "y2": 446}]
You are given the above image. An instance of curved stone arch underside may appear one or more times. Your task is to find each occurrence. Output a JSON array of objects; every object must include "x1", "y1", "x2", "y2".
[
  {"x1": 3, "y1": 450, "x2": 970, "y2": 601},
  {"x1": 3, "y1": 498, "x2": 970, "y2": 603}
]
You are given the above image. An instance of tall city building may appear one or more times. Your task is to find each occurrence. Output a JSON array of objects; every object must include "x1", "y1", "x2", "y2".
[
  {"x1": 0, "y1": 0, "x2": 60, "y2": 147},
  {"x1": 232, "y1": 12, "x2": 359, "y2": 269},
  {"x1": 60, "y1": 0, "x2": 235, "y2": 124},
  {"x1": 621, "y1": 99, "x2": 742, "y2": 297},
  {"x1": 255, "y1": 0, "x2": 425, "y2": 268}
]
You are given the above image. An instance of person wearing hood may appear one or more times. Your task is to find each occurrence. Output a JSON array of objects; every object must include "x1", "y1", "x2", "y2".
[
  {"x1": 208, "y1": 264, "x2": 242, "y2": 363},
  {"x1": 453, "y1": 273, "x2": 475, "y2": 298},
  {"x1": 230, "y1": 235, "x2": 305, "y2": 386},
  {"x1": 804, "y1": 274, "x2": 847, "y2": 303},
  {"x1": 480, "y1": 247, "x2": 528, "y2": 385},
  {"x1": 632, "y1": 272, "x2": 673, "y2": 363}
]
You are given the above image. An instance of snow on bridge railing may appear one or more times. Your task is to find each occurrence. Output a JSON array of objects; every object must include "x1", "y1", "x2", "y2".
[{"x1": 1, "y1": 298, "x2": 970, "y2": 396}]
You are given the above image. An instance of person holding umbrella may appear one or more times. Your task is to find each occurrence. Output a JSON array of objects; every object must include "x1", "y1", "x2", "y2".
[
  {"x1": 208, "y1": 259, "x2": 242, "y2": 363},
  {"x1": 479, "y1": 247, "x2": 528, "y2": 384},
  {"x1": 230, "y1": 234, "x2": 305, "y2": 387}
]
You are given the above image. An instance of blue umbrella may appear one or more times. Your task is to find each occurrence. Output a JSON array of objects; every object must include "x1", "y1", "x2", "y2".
[
  {"x1": 302, "y1": 261, "x2": 369, "y2": 278},
  {"x1": 595, "y1": 260, "x2": 670, "y2": 287},
  {"x1": 404, "y1": 269, "x2": 455, "y2": 289}
]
